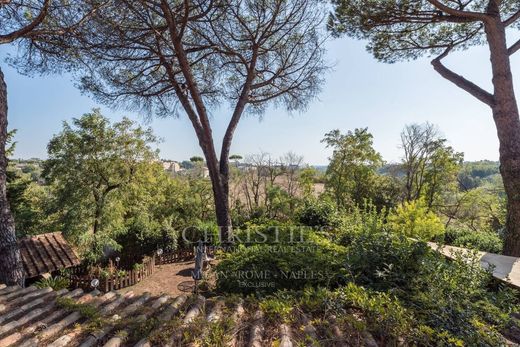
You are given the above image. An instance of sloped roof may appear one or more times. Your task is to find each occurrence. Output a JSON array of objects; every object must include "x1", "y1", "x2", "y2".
[
  {"x1": 0, "y1": 285, "x2": 298, "y2": 347},
  {"x1": 18, "y1": 232, "x2": 81, "y2": 278}
]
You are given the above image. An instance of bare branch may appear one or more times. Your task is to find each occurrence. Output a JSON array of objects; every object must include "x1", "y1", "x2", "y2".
[
  {"x1": 431, "y1": 47, "x2": 494, "y2": 106},
  {"x1": 504, "y1": 9, "x2": 520, "y2": 26},
  {"x1": 508, "y1": 38, "x2": 520, "y2": 56}
]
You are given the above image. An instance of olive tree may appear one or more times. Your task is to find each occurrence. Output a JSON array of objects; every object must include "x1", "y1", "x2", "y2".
[{"x1": 329, "y1": 0, "x2": 520, "y2": 255}]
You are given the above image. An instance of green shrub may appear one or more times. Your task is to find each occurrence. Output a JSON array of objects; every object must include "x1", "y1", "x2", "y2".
[
  {"x1": 444, "y1": 227, "x2": 503, "y2": 253},
  {"x1": 116, "y1": 216, "x2": 178, "y2": 265},
  {"x1": 35, "y1": 276, "x2": 70, "y2": 290},
  {"x1": 332, "y1": 282, "x2": 413, "y2": 341},
  {"x1": 344, "y1": 231, "x2": 430, "y2": 291},
  {"x1": 387, "y1": 198, "x2": 445, "y2": 240},
  {"x1": 297, "y1": 198, "x2": 339, "y2": 228},
  {"x1": 333, "y1": 203, "x2": 385, "y2": 245},
  {"x1": 215, "y1": 230, "x2": 347, "y2": 296},
  {"x1": 406, "y1": 250, "x2": 512, "y2": 346},
  {"x1": 253, "y1": 283, "x2": 415, "y2": 343},
  {"x1": 337, "y1": 224, "x2": 518, "y2": 345}
]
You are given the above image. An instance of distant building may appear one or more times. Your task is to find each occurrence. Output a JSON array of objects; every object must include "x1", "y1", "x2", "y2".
[{"x1": 162, "y1": 160, "x2": 183, "y2": 174}]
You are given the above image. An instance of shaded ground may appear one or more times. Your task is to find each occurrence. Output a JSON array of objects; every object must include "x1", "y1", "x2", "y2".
[{"x1": 117, "y1": 260, "x2": 197, "y2": 296}]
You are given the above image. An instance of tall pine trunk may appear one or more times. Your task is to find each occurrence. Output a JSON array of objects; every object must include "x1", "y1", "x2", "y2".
[
  {"x1": 486, "y1": 19, "x2": 520, "y2": 256},
  {"x1": 197, "y1": 132, "x2": 233, "y2": 246},
  {"x1": 0, "y1": 67, "x2": 24, "y2": 286},
  {"x1": 206, "y1": 158, "x2": 232, "y2": 246}
]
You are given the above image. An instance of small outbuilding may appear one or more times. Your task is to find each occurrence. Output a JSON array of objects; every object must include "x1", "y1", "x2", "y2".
[{"x1": 18, "y1": 232, "x2": 81, "y2": 279}]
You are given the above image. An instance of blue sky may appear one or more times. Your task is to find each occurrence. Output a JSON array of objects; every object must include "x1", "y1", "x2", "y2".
[{"x1": 2, "y1": 35, "x2": 518, "y2": 165}]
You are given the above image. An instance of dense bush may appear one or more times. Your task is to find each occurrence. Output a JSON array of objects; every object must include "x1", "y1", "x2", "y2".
[
  {"x1": 215, "y1": 229, "x2": 347, "y2": 295},
  {"x1": 333, "y1": 203, "x2": 385, "y2": 245},
  {"x1": 406, "y1": 249, "x2": 512, "y2": 345},
  {"x1": 115, "y1": 215, "x2": 178, "y2": 266},
  {"x1": 342, "y1": 228, "x2": 517, "y2": 345},
  {"x1": 444, "y1": 227, "x2": 503, "y2": 253},
  {"x1": 387, "y1": 199, "x2": 445, "y2": 240},
  {"x1": 343, "y1": 230, "x2": 430, "y2": 291},
  {"x1": 215, "y1": 219, "x2": 519, "y2": 344},
  {"x1": 297, "y1": 198, "x2": 339, "y2": 228}
]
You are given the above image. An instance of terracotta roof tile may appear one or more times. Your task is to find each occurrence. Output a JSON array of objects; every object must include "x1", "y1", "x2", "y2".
[{"x1": 18, "y1": 232, "x2": 81, "y2": 278}]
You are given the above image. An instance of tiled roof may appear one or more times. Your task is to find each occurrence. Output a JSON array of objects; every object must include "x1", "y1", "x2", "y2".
[
  {"x1": 18, "y1": 232, "x2": 81, "y2": 278},
  {"x1": 0, "y1": 285, "x2": 370, "y2": 347}
]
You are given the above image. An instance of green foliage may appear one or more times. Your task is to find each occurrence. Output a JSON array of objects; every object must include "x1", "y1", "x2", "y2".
[
  {"x1": 332, "y1": 282, "x2": 413, "y2": 339},
  {"x1": 189, "y1": 156, "x2": 204, "y2": 163},
  {"x1": 459, "y1": 161, "x2": 501, "y2": 190},
  {"x1": 298, "y1": 167, "x2": 321, "y2": 198},
  {"x1": 216, "y1": 228, "x2": 347, "y2": 295},
  {"x1": 398, "y1": 123, "x2": 463, "y2": 209},
  {"x1": 322, "y1": 128, "x2": 384, "y2": 209},
  {"x1": 343, "y1": 230, "x2": 430, "y2": 291},
  {"x1": 406, "y1": 250, "x2": 512, "y2": 346},
  {"x1": 229, "y1": 154, "x2": 242, "y2": 161},
  {"x1": 339, "y1": 225, "x2": 518, "y2": 345},
  {"x1": 34, "y1": 276, "x2": 70, "y2": 290},
  {"x1": 445, "y1": 187, "x2": 505, "y2": 235},
  {"x1": 333, "y1": 203, "x2": 385, "y2": 246},
  {"x1": 259, "y1": 293, "x2": 295, "y2": 323},
  {"x1": 7, "y1": 169, "x2": 57, "y2": 237},
  {"x1": 387, "y1": 199, "x2": 445, "y2": 240},
  {"x1": 445, "y1": 227, "x2": 503, "y2": 253},
  {"x1": 181, "y1": 220, "x2": 220, "y2": 247},
  {"x1": 327, "y1": 0, "x2": 493, "y2": 63},
  {"x1": 297, "y1": 198, "x2": 339, "y2": 228},
  {"x1": 43, "y1": 110, "x2": 160, "y2": 260}
]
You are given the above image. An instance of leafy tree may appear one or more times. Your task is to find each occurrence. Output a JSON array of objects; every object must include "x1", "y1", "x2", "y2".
[
  {"x1": 189, "y1": 156, "x2": 204, "y2": 163},
  {"x1": 298, "y1": 167, "x2": 320, "y2": 198},
  {"x1": 180, "y1": 160, "x2": 194, "y2": 170},
  {"x1": 19, "y1": 0, "x2": 328, "y2": 244},
  {"x1": 229, "y1": 154, "x2": 242, "y2": 161},
  {"x1": 328, "y1": 0, "x2": 520, "y2": 255},
  {"x1": 400, "y1": 123, "x2": 463, "y2": 209},
  {"x1": 114, "y1": 162, "x2": 184, "y2": 265},
  {"x1": 458, "y1": 160, "x2": 501, "y2": 190},
  {"x1": 322, "y1": 128, "x2": 384, "y2": 209},
  {"x1": 43, "y1": 110, "x2": 159, "y2": 259},
  {"x1": 7, "y1": 169, "x2": 56, "y2": 237},
  {"x1": 443, "y1": 186, "x2": 505, "y2": 233}
]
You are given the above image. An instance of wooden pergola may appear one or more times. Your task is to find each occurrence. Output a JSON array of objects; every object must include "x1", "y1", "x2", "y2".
[{"x1": 18, "y1": 232, "x2": 81, "y2": 279}]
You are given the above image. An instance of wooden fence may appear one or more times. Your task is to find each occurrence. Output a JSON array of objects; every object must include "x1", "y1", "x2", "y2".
[
  {"x1": 155, "y1": 248, "x2": 195, "y2": 265},
  {"x1": 69, "y1": 255, "x2": 155, "y2": 292},
  {"x1": 68, "y1": 248, "x2": 199, "y2": 292}
]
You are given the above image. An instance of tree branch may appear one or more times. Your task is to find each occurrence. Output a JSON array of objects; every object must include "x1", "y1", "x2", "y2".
[
  {"x1": 504, "y1": 9, "x2": 520, "y2": 26},
  {"x1": 427, "y1": 0, "x2": 490, "y2": 22},
  {"x1": 508, "y1": 38, "x2": 520, "y2": 56},
  {"x1": 220, "y1": 47, "x2": 259, "y2": 177},
  {"x1": 0, "y1": 0, "x2": 50, "y2": 44},
  {"x1": 431, "y1": 47, "x2": 495, "y2": 106}
]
